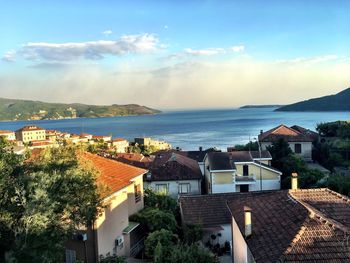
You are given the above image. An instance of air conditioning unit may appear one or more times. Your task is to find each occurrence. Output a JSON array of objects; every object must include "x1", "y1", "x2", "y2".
[{"x1": 115, "y1": 235, "x2": 124, "y2": 247}]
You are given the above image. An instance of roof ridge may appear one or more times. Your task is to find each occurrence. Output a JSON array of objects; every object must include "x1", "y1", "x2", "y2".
[
  {"x1": 288, "y1": 190, "x2": 350, "y2": 235},
  {"x1": 92, "y1": 152, "x2": 147, "y2": 173}
]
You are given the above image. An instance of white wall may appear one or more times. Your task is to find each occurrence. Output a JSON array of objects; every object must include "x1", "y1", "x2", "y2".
[
  {"x1": 261, "y1": 141, "x2": 312, "y2": 160},
  {"x1": 202, "y1": 224, "x2": 232, "y2": 246},
  {"x1": 248, "y1": 179, "x2": 280, "y2": 191},
  {"x1": 145, "y1": 179, "x2": 201, "y2": 198},
  {"x1": 232, "y1": 217, "x2": 248, "y2": 263},
  {"x1": 212, "y1": 183, "x2": 236, "y2": 194}
]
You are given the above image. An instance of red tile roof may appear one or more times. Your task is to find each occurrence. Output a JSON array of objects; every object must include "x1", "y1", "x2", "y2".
[
  {"x1": 16, "y1": 125, "x2": 45, "y2": 132},
  {"x1": 112, "y1": 138, "x2": 127, "y2": 142},
  {"x1": 81, "y1": 152, "x2": 147, "y2": 197},
  {"x1": 180, "y1": 188, "x2": 350, "y2": 262},
  {"x1": 259, "y1": 124, "x2": 315, "y2": 142},
  {"x1": 0, "y1": 130, "x2": 14, "y2": 134}
]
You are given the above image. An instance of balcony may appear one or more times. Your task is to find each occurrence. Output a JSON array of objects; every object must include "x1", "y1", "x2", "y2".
[{"x1": 235, "y1": 174, "x2": 256, "y2": 185}]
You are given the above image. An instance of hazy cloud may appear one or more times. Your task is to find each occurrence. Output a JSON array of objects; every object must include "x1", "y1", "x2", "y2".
[
  {"x1": 11, "y1": 34, "x2": 159, "y2": 62},
  {"x1": 102, "y1": 29, "x2": 113, "y2": 36},
  {"x1": 275, "y1": 55, "x2": 340, "y2": 65},
  {"x1": 184, "y1": 48, "x2": 225, "y2": 56},
  {"x1": 2, "y1": 50, "x2": 16, "y2": 62},
  {"x1": 231, "y1": 45, "x2": 245, "y2": 52}
]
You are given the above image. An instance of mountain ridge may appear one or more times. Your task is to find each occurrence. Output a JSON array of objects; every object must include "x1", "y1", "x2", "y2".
[
  {"x1": 0, "y1": 97, "x2": 161, "y2": 121},
  {"x1": 275, "y1": 87, "x2": 350, "y2": 112}
]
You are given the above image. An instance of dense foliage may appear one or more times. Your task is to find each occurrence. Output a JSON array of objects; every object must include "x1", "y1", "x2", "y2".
[
  {"x1": 0, "y1": 97, "x2": 160, "y2": 121},
  {"x1": 0, "y1": 142, "x2": 103, "y2": 262}
]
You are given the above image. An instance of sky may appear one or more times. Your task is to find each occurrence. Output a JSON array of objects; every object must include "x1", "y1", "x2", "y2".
[{"x1": 1, "y1": 0, "x2": 350, "y2": 109}]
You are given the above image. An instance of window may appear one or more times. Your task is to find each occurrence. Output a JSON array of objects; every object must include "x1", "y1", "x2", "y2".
[
  {"x1": 240, "y1": 185, "x2": 249, "y2": 192},
  {"x1": 65, "y1": 249, "x2": 76, "y2": 263},
  {"x1": 294, "y1": 144, "x2": 302, "y2": 154},
  {"x1": 178, "y1": 183, "x2": 190, "y2": 194},
  {"x1": 134, "y1": 184, "x2": 141, "y2": 203},
  {"x1": 156, "y1": 184, "x2": 168, "y2": 194},
  {"x1": 243, "y1": 165, "x2": 249, "y2": 176}
]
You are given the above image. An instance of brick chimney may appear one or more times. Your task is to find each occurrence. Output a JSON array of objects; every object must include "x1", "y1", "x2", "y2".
[
  {"x1": 244, "y1": 206, "x2": 252, "y2": 238},
  {"x1": 291, "y1": 173, "x2": 298, "y2": 190}
]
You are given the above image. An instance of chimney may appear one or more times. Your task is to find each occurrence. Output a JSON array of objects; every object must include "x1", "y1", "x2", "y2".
[
  {"x1": 260, "y1": 130, "x2": 263, "y2": 135},
  {"x1": 199, "y1": 146, "x2": 203, "y2": 152},
  {"x1": 291, "y1": 173, "x2": 298, "y2": 190},
  {"x1": 244, "y1": 206, "x2": 252, "y2": 238}
]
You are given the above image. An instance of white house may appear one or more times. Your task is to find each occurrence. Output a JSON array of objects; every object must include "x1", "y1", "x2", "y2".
[
  {"x1": 144, "y1": 152, "x2": 202, "y2": 197},
  {"x1": 258, "y1": 124, "x2": 318, "y2": 161},
  {"x1": 204, "y1": 151, "x2": 281, "y2": 194}
]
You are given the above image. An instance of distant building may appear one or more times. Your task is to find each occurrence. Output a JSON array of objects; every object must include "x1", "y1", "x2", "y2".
[
  {"x1": 111, "y1": 138, "x2": 129, "y2": 153},
  {"x1": 180, "y1": 175, "x2": 350, "y2": 262},
  {"x1": 204, "y1": 151, "x2": 281, "y2": 194},
  {"x1": 15, "y1": 125, "x2": 46, "y2": 143},
  {"x1": 66, "y1": 152, "x2": 147, "y2": 262},
  {"x1": 258, "y1": 124, "x2": 318, "y2": 161},
  {"x1": 0, "y1": 130, "x2": 16, "y2": 141},
  {"x1": 112, "y1": 153, "x2": 154, "y2": 169},
  {"x1": 145, "y1": 151, "x2": 202, "y2": 197},
  {"x1": 92, "y1": 135, "x2": 112, "y2": 142},
  {"x1": 134, "y1": 137, "x2": 171, "y2": 150}
]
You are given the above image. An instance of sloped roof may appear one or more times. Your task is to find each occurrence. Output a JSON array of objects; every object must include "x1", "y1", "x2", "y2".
[
  {"x1": 207, "y1": 151, "x2": 274, "y2": 171},
  {"x1": 258, "y1": 124, "x2": 314, "y2": 142},
  {"x1": 81, "y1": 152, "x2": 147, "y2": 197},
  {"x1": 148, "y1": 152, "x2": 202, "y2": 181},
  {"x1": 0, "y1": 130, "x2": 14, "y2": 134},
  {"x1": 16, "y1": 125, "x2": 45, "y2": 132},
  {"x1": 228, "y1": 189, "x2": 350, "y2": 262}
]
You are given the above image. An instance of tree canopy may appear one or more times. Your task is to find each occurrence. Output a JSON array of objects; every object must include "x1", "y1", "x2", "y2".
[{"x1": 0, "y1": 144, "x2": 103, "y2": 262}]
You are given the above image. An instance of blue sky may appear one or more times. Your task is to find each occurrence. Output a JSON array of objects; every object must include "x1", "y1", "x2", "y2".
[{"x1": 1, "y1": 0, "x2": 350, "y2": 108}]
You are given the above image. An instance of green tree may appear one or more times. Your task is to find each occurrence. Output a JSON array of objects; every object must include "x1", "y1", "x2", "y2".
[
  {"x1": 130, "y1": 208, "x2": 177, "y2": 232},
  {"x1": 233, "y1": 141, "x2": 259, "y2": 151},
  {"x1": 145, "y1": 229, "x2": 178, "y2": 259},
  {"x1": 0, "y1": 146, "x2": 103, "y2": 262},
  {"x1": 169, "y1": 244, "x2": 218, "y2": 263},
  {"x1": 144, "y1": 189, "x2": 178, "y2": 213}
]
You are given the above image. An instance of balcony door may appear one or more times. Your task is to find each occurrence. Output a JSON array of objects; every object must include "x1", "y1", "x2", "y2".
[{"x1": 243, "y1": 165, "x2": 249, "y2": 176}]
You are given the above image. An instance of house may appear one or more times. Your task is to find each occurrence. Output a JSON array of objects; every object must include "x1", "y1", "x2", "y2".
[
  {"x1": 258, "y1": 124, "x2": 318, "y2": 161},
  {"x1": 145, "y1": 151, "x2": 202, "y2": 197},
  {"x1": 204, "y1": 151, "x2": 281, "y2": 194},
  {"x1": 134, "y1": 137, "x2": 171, "y2": 150},
  {"x1": 111, "y1": 138, "x2": 129, "y2": 153},
  {"x1": 180, "y1": 175, "x2": 350, "y2": 262},
  {"x1": 0, "y1": 130, "x2": 16, "y2": 141},
  {"x1": 65, "y1": 152, "x2": 147, "y2": 262},
  {"x1": 15, "y1": 125, "x2": 46, "y2": 143},
  {"x1": 92, "y1": 135, "x2": 112, "y2": 142}
]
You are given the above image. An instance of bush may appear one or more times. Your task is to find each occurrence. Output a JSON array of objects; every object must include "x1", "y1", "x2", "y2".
[{"x1": 145, "y1": 229, "x2": 178, "y2": 259}]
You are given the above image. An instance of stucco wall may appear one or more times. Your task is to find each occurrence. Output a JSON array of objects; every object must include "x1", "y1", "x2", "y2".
[
  {"x1": 232, "y1": 217, "x2": 248, "y2": 263},
  {"x1": 236, "y1": 163, "x2": 280, "y2": 180},
  {"x1": 95, "y1": 175, "x2": 144, "y2": 258},
  {"x1": 261, "y1": 141, "x2": 312, "y2": 160},
  {"x1": 145, "y1": 179, "x2": 201, "y2": 198},
  {"x1": 212, "y1": 172, "x2": 235, "y2": 184}
]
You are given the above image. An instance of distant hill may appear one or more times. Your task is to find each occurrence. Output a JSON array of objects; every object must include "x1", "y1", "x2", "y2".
[
  {"x1": 276, "y1": 88, "x2": 350, "y2": 112},
  {"x1": 0, "y1": 98, "x2": 161, "y2": 121},
  {"x1": 240, "y1": 105, "x2": 283, "y2": 109}
]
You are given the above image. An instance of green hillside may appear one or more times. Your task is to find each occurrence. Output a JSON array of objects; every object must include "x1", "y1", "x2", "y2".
[
  {"x1": 276, "y1": 87, "x2": 350, "y2": 112},
  {"x1": 0, "y1": 98, "x2": 161, "y2": 121}
]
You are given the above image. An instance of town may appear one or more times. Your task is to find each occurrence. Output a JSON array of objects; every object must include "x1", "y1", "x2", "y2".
[{"x1": 1, "y1": 121, "x2": 350, "y2": 262}]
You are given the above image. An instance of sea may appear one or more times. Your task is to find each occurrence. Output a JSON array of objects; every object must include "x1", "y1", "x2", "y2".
[{"x1": 0, "y1": 108, "x2": 349, "y2": 151}]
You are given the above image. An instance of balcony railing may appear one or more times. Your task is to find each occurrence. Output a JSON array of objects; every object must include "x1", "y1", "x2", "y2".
[{"x1": 235, "y1": 174, "x2": 256, "y2": 184}]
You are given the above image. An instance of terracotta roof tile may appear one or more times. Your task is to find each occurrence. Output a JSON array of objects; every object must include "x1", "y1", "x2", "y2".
[
  {"x1": 180, "y1": 188, "x2": 350, "y2": 262},
  {"x1": 16, "y1": 125, "x2": 45, "y2": 132},
  {"x1": 81, "y1": 152, "x2": 147, "y2": 197},
  {"x1": 259, "y1": 124, "x2": 315, "y2": 142}
]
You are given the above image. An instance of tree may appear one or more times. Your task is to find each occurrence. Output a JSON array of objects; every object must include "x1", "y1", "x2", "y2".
[
  {"x1": 233, "y1": 141, "x2": 259, "y2": 151},
  {"x1": 144, "y1": 189, "x2": 178, "y2": 214},
  {"x1": 169, "y1": 244, "x2": 218, "y2": 263},
  {"x1": 130, "y1": 208, "x2": 177, "y2": 232},
  {"x1": 0, "y1": 145, "x2": 103, "y2": 262},
  {"x1": 145, "y1": 229, "x2": 178, "y2": 259},
  {"x1": 267, "y1": 138, "x2": 293, "y2": 171}
]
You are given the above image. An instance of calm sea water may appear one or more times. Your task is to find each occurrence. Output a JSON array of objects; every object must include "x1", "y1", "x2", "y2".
[{"x1": 0, "y1": 108, "x2": 349, "y2": 151}]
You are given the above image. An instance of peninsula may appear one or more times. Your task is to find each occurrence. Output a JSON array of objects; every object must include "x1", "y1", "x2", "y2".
[
  {"x1": 0, "y1": 97, "x2": 161, "y2": 121},
  {"x1": 276, "y1": 87, "x2": 350, "y2": 112}
]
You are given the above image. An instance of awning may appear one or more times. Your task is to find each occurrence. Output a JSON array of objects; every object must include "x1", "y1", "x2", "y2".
[{"x1": 122, "y1": 221, "x2": 140, "y2": 234}]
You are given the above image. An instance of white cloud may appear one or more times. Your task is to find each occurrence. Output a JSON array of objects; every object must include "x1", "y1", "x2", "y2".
[
  {"x1": 102, "y1": 29, "x2": 113, "y2": 36},
  {"x1": 184, "y1": 48, "x2": 225, "y2": 56},
  {"x1": 13, "y1": 34, "x2": 158, "y2": 62},
  {"x1": 231, "y1": 45, "x2": 245, "y2": 52},
  {"x1": 276, "y1": 55, "x2": 340, "y2": 65},
  {"x1": 164, "y1": 25, "x2": 169, "y2": 30},
  {"x1": 2, "y1": 50, "x2": 16, "y2": 62}
]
